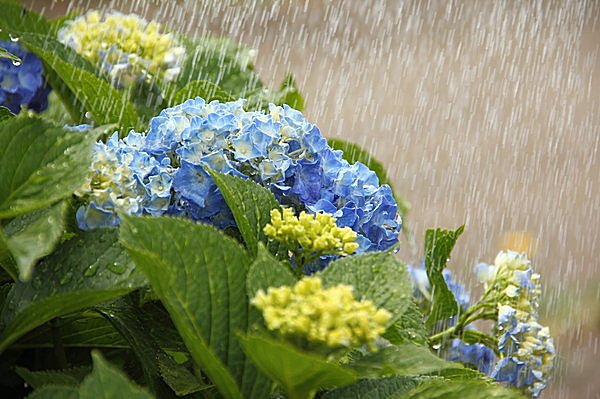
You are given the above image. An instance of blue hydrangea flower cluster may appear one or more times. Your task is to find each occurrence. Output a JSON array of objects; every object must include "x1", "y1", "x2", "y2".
[
  {"x1": 0, "y1": 41, "x2": 50, "y2": 114},
  {"x1": 76, "y1": 98, "x2": 401, "y2": 254},
  {"x1": 75, "y1": 132, "x2": 174, "y2": 230}
]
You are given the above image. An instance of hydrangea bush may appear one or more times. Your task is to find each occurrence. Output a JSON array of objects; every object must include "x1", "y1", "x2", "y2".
[{"x1": 0, "y1": 3, "x2": 555, "y2": 399}]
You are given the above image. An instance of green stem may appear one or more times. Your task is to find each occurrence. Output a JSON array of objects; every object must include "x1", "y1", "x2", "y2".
[
  {"x1": 428, "y1": 326, "x2": 456, "y2": 342},
  {"x1": 428, "y1": 303, "x2": 496, "y2": 343}
]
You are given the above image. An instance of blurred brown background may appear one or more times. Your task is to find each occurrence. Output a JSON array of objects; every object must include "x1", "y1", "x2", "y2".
[{"x1": 25, "y1": 1, "x2": 600, "y2": 397}]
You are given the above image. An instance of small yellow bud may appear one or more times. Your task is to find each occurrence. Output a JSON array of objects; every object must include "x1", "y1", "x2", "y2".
[{"x1": 263, "y1": 208, "x2": 359, "y2": 256}]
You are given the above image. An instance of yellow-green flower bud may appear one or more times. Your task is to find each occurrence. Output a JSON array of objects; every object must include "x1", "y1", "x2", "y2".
[
  {"x1": 263, "y1": 208, "x2": 359, "y2": 256},
  {"x1": 251, "y1": 277, "x2": 391, "y2": 350}
]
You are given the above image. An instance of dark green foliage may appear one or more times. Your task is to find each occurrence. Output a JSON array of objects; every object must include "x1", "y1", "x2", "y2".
[{"x1": 0, "y1": 229, "x2": 146, "y2": 352}]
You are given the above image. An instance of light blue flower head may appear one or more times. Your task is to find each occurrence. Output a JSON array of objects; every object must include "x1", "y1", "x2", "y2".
[{"x1": 77, "y1": 98, "x2": 402, "y2": 266}]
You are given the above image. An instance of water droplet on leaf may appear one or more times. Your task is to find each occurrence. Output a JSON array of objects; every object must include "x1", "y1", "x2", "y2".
[
  {"x1": 84, "y1": 262, "x2": 100, "y2": 277},
  {"x1": 107, "y1": 262, "x2": 126, "y2": 274}
]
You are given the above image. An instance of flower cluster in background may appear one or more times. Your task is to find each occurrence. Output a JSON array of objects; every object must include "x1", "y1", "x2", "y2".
[
  {"x1": 252, "y1": 276, "x2": 391, "y2": 350},
  {"x1": 479, "y1": 251, "x2": 556, "y2": 397},
  {"x1": 264, "y1": 208, "x2": 359, "y2": 257},
  {"x1": 0, "y1": 41, "x2": 50, "y2": 114},
  {"x1": 406, "y1": 251, "x2": 555, "y2": 397},
  {"x1": 58, "y1": 11, "x2": 185, "y2": 86},
  {"x1": 76, "y1": 97, "x2": 401, "y2": 257}
]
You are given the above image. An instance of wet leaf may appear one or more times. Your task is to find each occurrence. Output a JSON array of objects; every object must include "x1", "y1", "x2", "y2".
[
  {"x1": 246, "y1": 243, "x2": 296, "y2": 298},
  {"x1": 2, "y1": 202, "x2": 67, "y2": 281},
  {"x1": 0, "y1": 229, "x2": 146, "y2": 352},
  {"x1": 95, "y1": 297, "x2": 177, "y2": 398},
  {"x1": 320, "y1": 376, "x2": 419, "y2": 399},
  {"x1": 78, "y1": 351, "x2": 152, "y2": 399},
  {"x1": 404, "y1": 377, "x2": 525, "y2": 399},
  {"x1": 317, "y1": 251, "x2": 412, "y2": 324},
  {"x1": 120, "y1": 215, "x2": 271, "y2": 399},
  {"x1": 382, "y1": 299, "x2": 429, "y2": 346},
  {"x1": 239, "y1": 333, "x2": 357, "y2": 398},
  {"x1": 0, "y1": 118, "x2": 99, "y2": 219},
  {"x1": 209, "y1": 170, "x2": 281, "y2": 257},
  {"x1": 424, "y1": 226, "x2": 464, "y2": 330},
  {"x1": 13, "y1": 313, "x2": 128, "y2": 349},
  {"x1": 18, "y1": 33, "x2": 140, "y2": 129},
  {"x1": 348, "y1": 344, "x2": 461, "y2": 378},
  {"x1": 16, "y1": 366, "x2": 90, "y2": 388}
]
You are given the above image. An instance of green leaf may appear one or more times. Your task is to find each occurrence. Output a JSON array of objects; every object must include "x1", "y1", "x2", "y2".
[
  {"x1": 0, "y1": 229, "x2": 146, "y2": 352},
  {"x1": 404, "y1": 377, "x2": 525, "y2": 399},
  {"x1": 2, "y1": 202, "x2": 67, "y2": 281},
  {"x1": 0, "y1": 3, "x2": 51, "y2": 37},
  {"x1": 18, "y1": 32, "x2": 99, "y2": 123},
  {"x1": 0, "y1": 283, "x2": 12, "y2": 310},
  {"x1": 95, "y1": 297, "x2": 177, "y2": 398},
  {"x1": 348, "y1": 344, "x2": 461, "y2": 378},
  {"x1": 382, "y1": 300, "x2": 428, "y2": 346},
  {"x1": 0, "y1": 118, "x2": 99, "y2": 218},
  {"x1": 16, "y1": 366, "x2": 90, "y2": 388},
  {"x1": 0, "y1": 46, "x2": 20, "y2": 62},
  {"x1": 120, "y1": 215, "x2": 270, "y2": 399},
  {"x1": 0, "y1": 106, "x2": 14, "y2": 121},
  {"x1": 327, "y1": 138, "x2": 410, "y2": 220},
  {"x1": 14, "y1": 313, "x2": 128, "y2": 349},
  {"x1": 432, "y1": 367, "x2": 492, "y2": 382},
  {"x1": 0, "y1": 234, "x2": 18, "y2": 280},
  {"x1": 139, "y1": 302, "x2": 189, "y2": 353},
  {"x1": 78, "y1": 351, "x2": 152, "y2": 399},
  {"x1": 26, "y1": 386, "x2": 79, "y2": 399},
  {"x1": 320, "y1": 376, "x2": 419, "y2": 399},
  {"x1": 317, "y1": 251, "x2": 412, "y2": 324},
  {"x1": 169, "y1": 80, "x2": 235, "y2": 106},
  {"x1": 239, "y1": 333, "x2": 357, "y2": 399},
  {"x1": 157, "y1": 352, "x2": 211, "y2": 396},
  {"x1": 246, "y1": 243, "x2": 296, "y2": 299},
  {"x1": 23, "y1": 352, "x2": 154, "y2": 399},
  {"x1": 208, "y1": 170, "x2": 280, "y2": 257},
  {"x1": 424, "y1": 226, "x2": 464, "y2": 330},
  {"x1": 19, "y1": 33, "x2": 140, "y2": 129}
]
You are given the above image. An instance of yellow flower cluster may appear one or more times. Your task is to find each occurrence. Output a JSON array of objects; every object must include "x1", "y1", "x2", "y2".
[
  {"x1": 263, "y1": 208, "x2": 359, "y2": 256},
  {"x1": 58, "y1": 11, "x2": 185, "y2": 83},
  {"x1": 252, "y1": 277, "x2": 391, "y2": 348}
]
